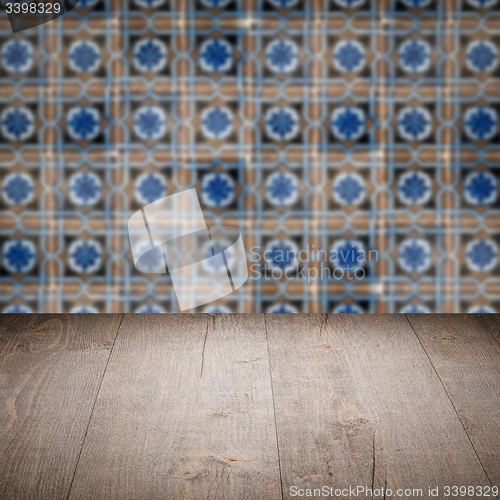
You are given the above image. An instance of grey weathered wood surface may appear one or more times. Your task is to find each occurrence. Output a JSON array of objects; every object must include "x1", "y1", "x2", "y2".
[
  {"x1": 0, "y1": 314, "x2": 123, "y2": 500},
  {"x1": 0, "y1": 313, "x2": 499, "y2": 500},
  {"x1": 406, "y1": 314, "x2": 500, "y2": 487},
  {"x1": 266, "y1": 314, "x2": 496, "y2": 499},
  {"x1": 68, "y1": 314, "x2": 281, "y2": 500}
]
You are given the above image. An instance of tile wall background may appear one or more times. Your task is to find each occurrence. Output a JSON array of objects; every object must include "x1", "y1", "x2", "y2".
[{"x1": 0, "y1": 0, "x2": 499, "y2": 312}]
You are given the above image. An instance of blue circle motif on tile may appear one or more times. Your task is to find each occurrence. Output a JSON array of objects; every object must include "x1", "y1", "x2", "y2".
[
  {"x1": 2, "y1": 239, "x2": 36, "y2": 274},
  {"x1": 2, "y1": 173, "x2": 35, "y2": 206},
  {"x1": 3, "y1": 304, "x2": 33, "y2": 313},
  {"x1": 265, "y1": 106, "x2": 300, "y2": 142},
  {"x1": 69, "y1": 171, "x2": 102, "y2": 207},
  {"x1": 398, "y1": 106, "x2": 432, "y2": 142},
  {"x1": 68, "y1": 239, "x2": 103, "y2": 274},
  {"x1": 466, "y1": 40, "x2": 498, "y2": 73},
  {"x1": 331, "y1": 106, "x2": 365, "y2": 141},
  {"x1": 264, "y1": 239, "x2": 299, "y2": 273},
  {"x1": 134, "y1": 172, "x2": 167, "y2": 205},
  {"x1": 332, "y1": 172, "x2": 366, "y2": 206},
  {"x1": 68, "y1": 40, "x2": 101, "y2": 73},
  {"x1": 400, "y1": 0, "x2": 432, "y2": 8},
  {"x1": 66, "y1": 107, "x2": 101, "y2": 141},
  {"x1": 266, "y1": 39, "x2": 299, "y2": 74},
  {"x1": 201, "y1": 106, "x2": 234, "y2": 140},
  {"x1": 133, "y1": 38, "x2": 167, "y2": 73},
  {"x1": 464, "y1": 171, "x2": 498, "y2": 206},
  {"x1": 199, "y1": 38, "x2": 233, "y2": 73},
  {"x1": 333, "y1": 303, "x2": 364, "y2": 313},
  {"x1": 134, "y1": 0, "x2": 165, "y2": 8},
  {"x1": 267, "y1": 303, "x2": 298, "y2": 313},
  {"x1": 134, "y1": 106, "x2": 167, "y2": 141},
  {"x1": 467, "y1": 0, "x2": 498, "y2": 8},
  {"x1": 1, "y1": 107, "x2": 34, "y2": 142},
  {"x1": 464, "y1": 106, "x2": 498, "y2": 141},
  {"x1": 333, "y1": 0, "x2": 365, "y2": 7},
  {"x1": 466, "y1": 239, "x2": 498, "y2": 272},
  {"x1": 1, "y1": 39, "x2": 34, "y2": 73},
  {"x1": 397, "y1": 171, "x2": 432, "y2": 205},
  {"x1": 201, "y1": 172, "x2": 235, "y2": 207},
  {"x1": 267, "y1": 0, "x2": 299, "y2": 8},
  {"x1": 398, "y1": 39, "x2": 432, "y2": 74},
  {"x1": 331, "y1": 239, "x2": 366, "y2": 271},
  {"x1": 398, "y1": 238, "x2": 432, "y2": 273},
  {"x1": 332, "y1": 40, "x2": 366, "y2": 73},
  {"x1": 201, "y1": 0, "x2": 233, "y2": 7},
  {"x1": 266, "y1": 171, "x2": 299, "y2": 207}
]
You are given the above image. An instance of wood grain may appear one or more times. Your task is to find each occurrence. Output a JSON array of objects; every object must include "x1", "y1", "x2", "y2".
[
  {"x1": 265, "y1": 313, "x2": 492, "y2": 500},
  {"x1": 406, "y1": 313, "x2": 500, "y2": 487},
  {"x1": 0, "y1": 314, "x2": 123, "y2": 500},
  {"x1": 68, "y1": 314, "x2": 281, "y2": 500}
]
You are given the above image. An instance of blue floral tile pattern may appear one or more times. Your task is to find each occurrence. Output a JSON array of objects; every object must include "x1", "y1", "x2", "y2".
[
  {"x1": 464, "y1": 107, "x2": 498, "y2": 142},
  {"x1": 199, "y1": 39, "x2": 233, "y2": 73},
  {"x1": 2, "y1": 173, "x2": 35, "y2": 206},
  {"x1": 398, "y1": 107, "x2": 432, "y2": 142},
  {"x1": 398, "y1": 39, "x2": 432, "y2": 74},
  {"x1": 1, "y1": 107, "x2": 34, "y2": 142},
  {"x1": 68, "y1": 240, "x2": 102, "y2": 274},
  {"x1": 134, "y1": 172, "x2": 167, "y2": 205},
  {"x1": 266, "y1": 171, "x2": 299, "y2": 207},
  {"x1": 134, "y1": 106, "x2": 167, "y2": 141},
  {"x1": 333, "y1": 173, "x2": 366, "y2": 206},
  {"x1": 69, "y1": 172, "x2": 102, "y2": 207},
  {"x1": 2, "y1": 240, "x2": 36, "y2": 274},
  {"x1": 1, "y1": 0, "x2": 499, "y2": 313},
  {"x1": 68, "y1": 40, "x2": 101, "y2": 73},
  {"x1": 331, "y1": 107, "x2": 365, "y2": 141},
  {"x1": 1, "y1": 39, "x2": 34, "y2": 73},
  {"x1": 266, "y1": 39, "x2": 299, "y2": 74},
  {"x1": 466, "y1": 40, "x2": 498, "y2": 73},
  {"x1": 464, "y1": 171, "x2": 498, "y2": 206},
  {"x1": 133, "y1": 39, "x2": 167, "y2": 73},
  {"x1": 333, "y1": 40, "x2": 366, "y2": 73},
  {"x1": 466, "y1": 239, "x2": 498, "y2": 272},
  {"x1": 66, "y1": 107, "x2": 100, "y2": 141},
  {"x1": 265, "y1": 107, "x2": 300, "y2": 142},
  {"x1": 398, "y1": 171, "x2": 432, "y2": 205},
  {"x1": 398, "y1": 238, "x2": 432, "y2": 274},
  {"x1": 201, "y1": 172, "x2": 235, "y2": 208},
  {"x1": 201, "y1": 107, "x2": 234, "y2": 139}
]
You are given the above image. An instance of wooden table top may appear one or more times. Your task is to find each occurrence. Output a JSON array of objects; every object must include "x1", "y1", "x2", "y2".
[{"x1": 0, "y1": 314, "x2": 499, "y2": 500}]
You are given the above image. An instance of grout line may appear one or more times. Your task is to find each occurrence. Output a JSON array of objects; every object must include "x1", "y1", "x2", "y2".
[
  {"x1": 65, "y1": 313, "x2": 124, "y2": 500},
  {"x1": 264, "y1": 314, "x2": 284, "y2": 500},
  {"x1": 404, "y1": 314, "x2": 496, "y2": 497}
]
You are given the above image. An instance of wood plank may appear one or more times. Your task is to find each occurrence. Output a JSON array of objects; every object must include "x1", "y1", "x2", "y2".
[
  {"x1": 68, "y1": 314, "x2": 281, "y2": 500},
  {"x1": 0, "y1": 313, "x2": 123, "y2": 500},
  {"x1": 266, "y1": 313, "x2": 491, "y2": 500},
  {"x1": 477, "y1": 314, "x2": 500, "y2": 346},
  {"x1": 406, "y1": 313, "x2": 500, "y2": 487}
]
